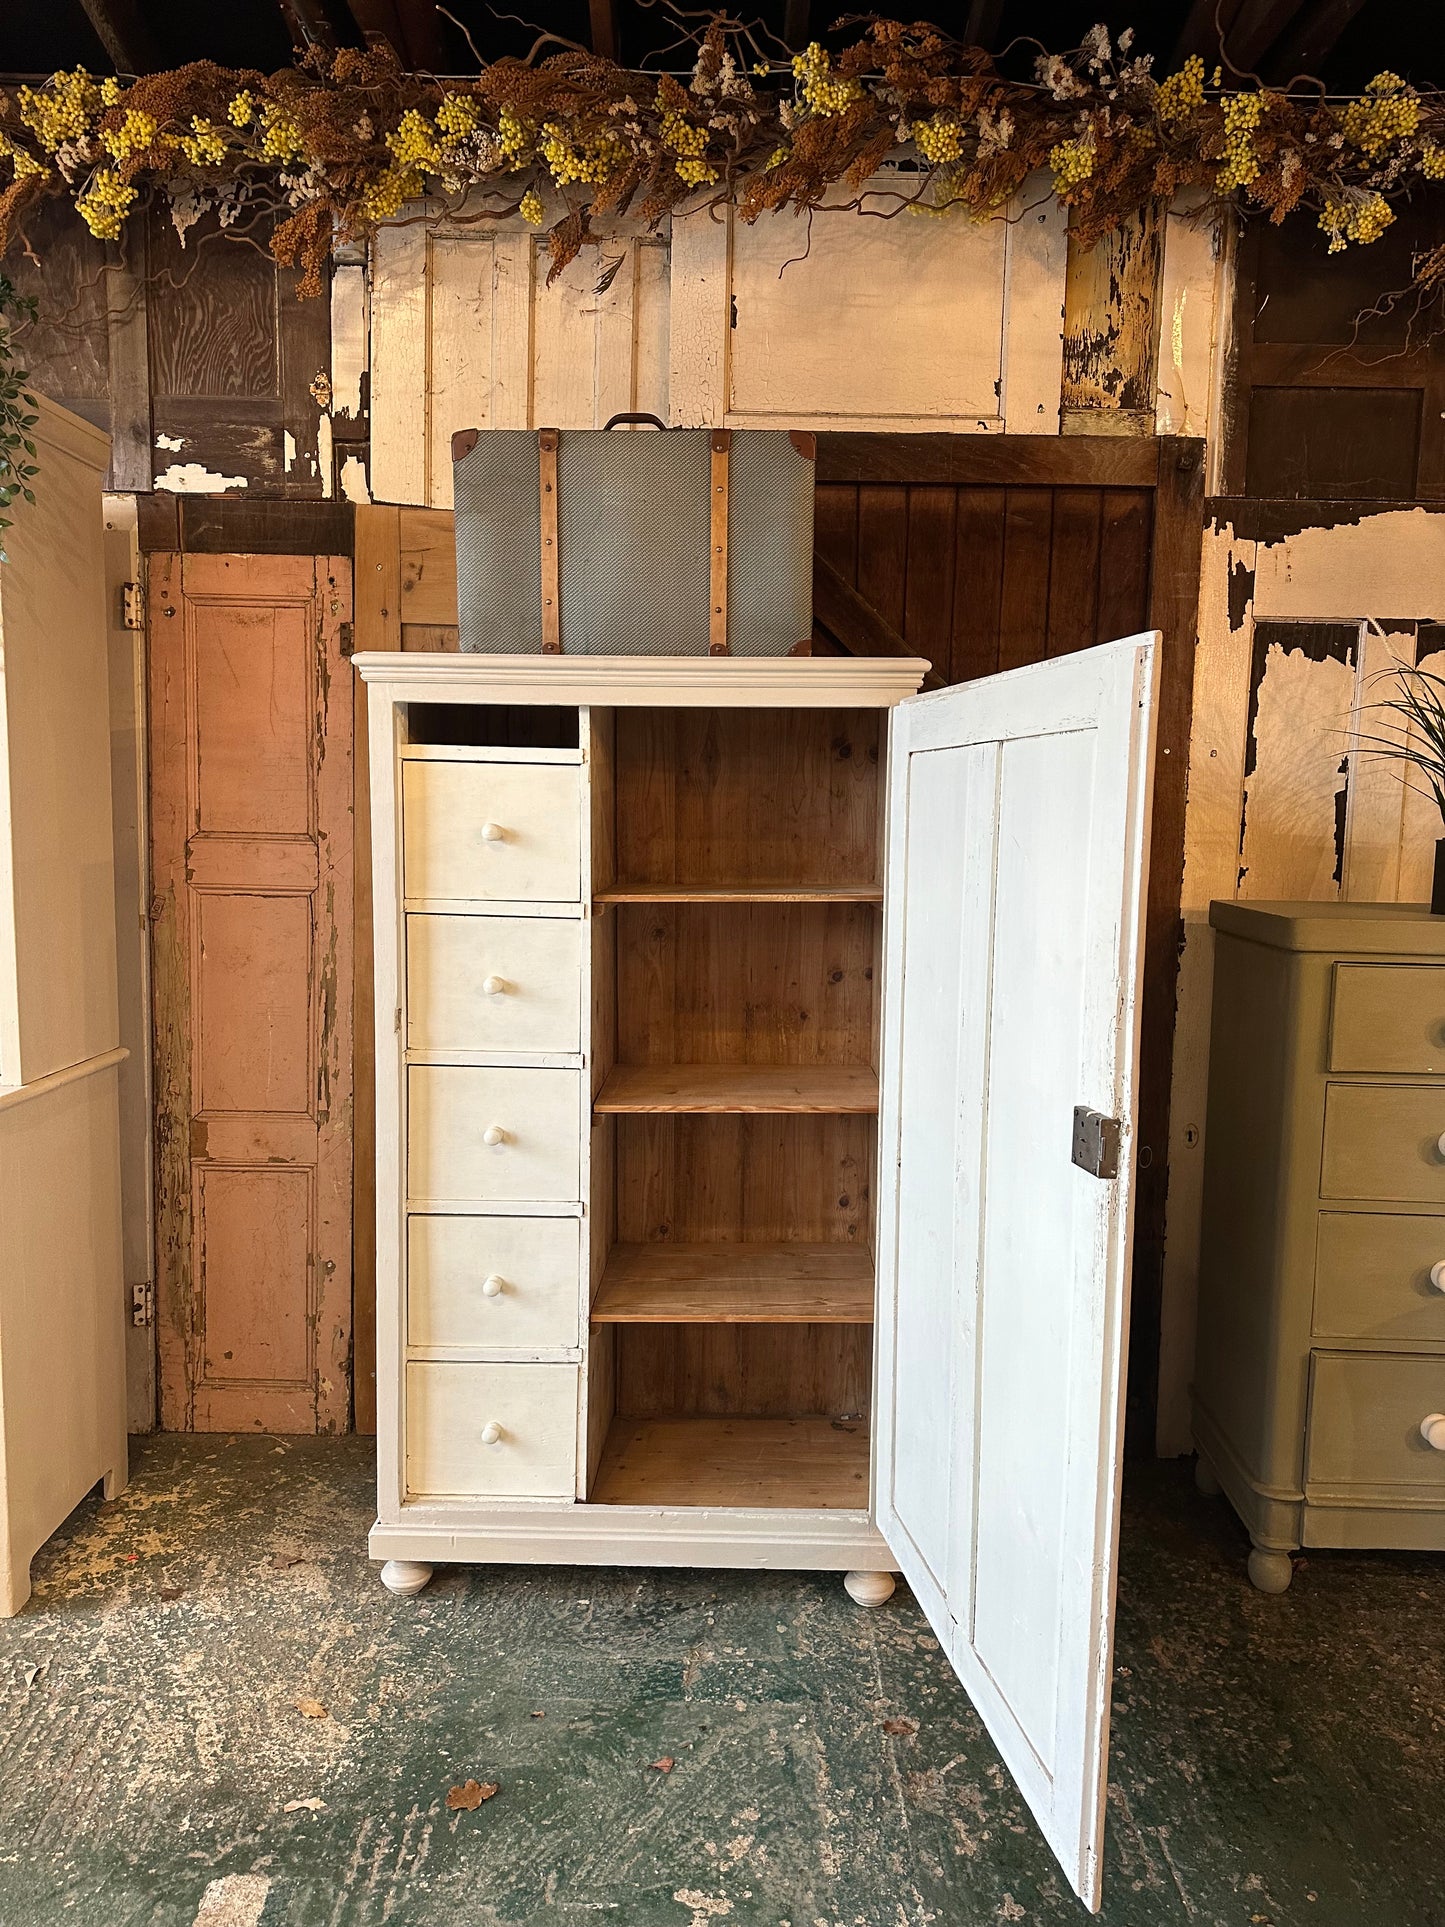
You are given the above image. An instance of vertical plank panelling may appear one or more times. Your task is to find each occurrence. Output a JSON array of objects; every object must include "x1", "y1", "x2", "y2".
[
  {"x1": 997, "y1": 490, "x2": 1054, "y2": 670},
  {"x1": 1044, "y1": 489, "x2": 1103, "y2": 657},
  {"x1": 951, "y1": 489, "x2": 1006, "y2": 683},
  {"x1": 855, "y1": 485, "x2": 909, "y2": 636},
  {"x1": 1156, "y1": 195, "x2": 1227, "y2": 457},
  {"x1": 426, "y1": 232, "x2": 497, "y2": 505},
  {"x1": 814, "y1": 485, "x2": 859, "y2": 588},
  {"x1": 1238, "y1": 622, "x2": 1359, "y2": 900},
  {"x1": 903, "y1": 488, "x2": 958, "y2": 677},
  {"x1": 1095, "y1": 490, "x2": 1154, "y2": 643},
  {"x1": 1342, "y1": 623, "x2": 1417, "y2": 903},
  {"x1": 669, "y1": 205, "x2": 731, "y2": 427}
]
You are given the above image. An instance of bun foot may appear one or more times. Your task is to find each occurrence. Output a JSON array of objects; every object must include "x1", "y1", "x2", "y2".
[
  {"x1": 844, "y1": 1569, "x2": 895, "y2": 1608},
  {"x1": 380, "y1": 1559, "x2": 433, "y2": 1597},
  {"x1": 1247, "y1": 1545, "x2": 1294, "y2": 1594}
]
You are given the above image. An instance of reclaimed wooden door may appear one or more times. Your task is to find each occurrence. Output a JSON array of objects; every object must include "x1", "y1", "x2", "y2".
[
  {"x1": 149, "y1": 553, "x2": 352, "y2": 1432},
  {"x1": 874, "y1": 634, "x2": 1158, "y2": 1910}
]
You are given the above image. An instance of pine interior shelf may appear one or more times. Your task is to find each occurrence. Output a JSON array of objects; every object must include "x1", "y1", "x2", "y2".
[
  {"x1": 594, "y1": 1064, "x2": 880, "y2": 1114},
  {"x1": 591, "y1": 1416, "x2": 870, "y2": 1509},
  {"x1": 592, "y1": 1242, "x2": 875, "y2": 1324},
  {"x1": 594, "y1": 883, "x2": 884, "y2": 905}
]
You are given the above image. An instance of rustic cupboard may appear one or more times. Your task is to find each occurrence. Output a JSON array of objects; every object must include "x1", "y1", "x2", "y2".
[
  {"x1": 0, "y1": 397, "x2": 128, "y2": 1616},
  {"x1": 360, "y1": 636, "x2": 1157, "y2": 1907}
]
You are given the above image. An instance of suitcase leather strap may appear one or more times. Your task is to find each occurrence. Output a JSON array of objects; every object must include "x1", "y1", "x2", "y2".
[
  {"x1": 538, "y1": 428, "x2": 561, "y2": 653},
  {"x1": 709, "y1": 429, "x2": 730, "y2": 657}
]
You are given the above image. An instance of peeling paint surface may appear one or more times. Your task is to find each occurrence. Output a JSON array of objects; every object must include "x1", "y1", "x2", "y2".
[
  {"x1": 155, "y1": 463, "x2": 249, "y2": 494},
  {"x1": 0, "y1": 1440, "x2": 1441, "y2": 1926}
]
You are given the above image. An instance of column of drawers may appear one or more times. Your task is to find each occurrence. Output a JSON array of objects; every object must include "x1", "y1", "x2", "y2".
[{"x1": 399, "y1": 752, "x2": 586, "y2": 1502}]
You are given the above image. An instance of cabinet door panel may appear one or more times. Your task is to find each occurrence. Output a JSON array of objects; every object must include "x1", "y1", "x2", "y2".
[{"x1": 874, "y1": 633, "x2": 1157, "y2": 1912}]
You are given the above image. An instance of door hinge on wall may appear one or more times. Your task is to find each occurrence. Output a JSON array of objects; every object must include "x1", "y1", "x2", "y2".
[
  {"x1": 131, "y1": 1280, "x2": 155, "y2": 1327},
  {"x1": 1071, "y1": 1107, "x2": 1122, "y2": 1181},
  {"x1": 121, "y1": 581, "x2": 144, "y2": 631}
]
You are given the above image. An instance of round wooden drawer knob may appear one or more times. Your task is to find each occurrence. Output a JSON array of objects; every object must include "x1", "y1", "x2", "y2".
[
  {"x1": 482, "y1": 1124, "x2": 509, "y2": 1146},
  {"x1": 481, "y1": 1274, "x2": 505, "y2": 1298},
  {"x1": 480, "y1": 821, "x2": 506, "y2": 842},
  {"x1": 480, "y1": 1421, "x2": 505, "y2": 1445},
  {"x1": 1431, "y1": 1262, "x2": 1445, "y2": 1293},
  {"x1": 482, "y1": 974, "x2": 510, "y2": 996},
  {"x1": 1421, "y1": 1414, "x2": 1445, "y2": 1452}
]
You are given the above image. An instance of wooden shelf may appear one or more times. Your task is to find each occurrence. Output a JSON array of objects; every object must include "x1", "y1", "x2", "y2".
[
  {"x1": 595, "y1": 883, "x2": 883, "y2": 906},
  {"x1": 594, "y1": 1064, "x2": 879, "y2": 1115},
  {"x1": 591, "y1": 1416, "x2": 870, "y2": 1509},
  {"x1": 593, "y1": 1243, "x2": 874, "y2": 1323}
]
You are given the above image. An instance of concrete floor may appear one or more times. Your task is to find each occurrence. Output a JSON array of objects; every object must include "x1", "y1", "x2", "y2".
[{"x1": 0, "y1": 1438, "x2": 1440, "y2": 1927}]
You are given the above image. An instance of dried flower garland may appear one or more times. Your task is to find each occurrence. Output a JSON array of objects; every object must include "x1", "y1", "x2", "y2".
[{"x1": 1, "y1": 18, "x2": 1443, "y2": 301}]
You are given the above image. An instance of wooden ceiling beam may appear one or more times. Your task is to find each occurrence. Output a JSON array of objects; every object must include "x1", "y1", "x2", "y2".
[
  {"x1": 1224, "y1": 0, "x2": 1311, "y2": 72},
  {"x1": 77, "y1": 0, "x2": 164, "y2": 75},
  {"x1": 589, "y1": 0, "x2": 618, "y2": 61},
  {"x1": 1172, "y1": 0, "x2": 1247, "y2": 64},
  {"x1": 962, "y1": 0, "x2": 1006, "y2": 52},
  {"x1": 277, "y1": 0, "x2": 340, "y2": 54},
  {"x1": 783, "y1": 0, "x2": 810, "y2": 50}
]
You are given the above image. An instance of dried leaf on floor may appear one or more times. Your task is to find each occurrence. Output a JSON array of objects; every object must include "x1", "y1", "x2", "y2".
[
  {"x1": 270, "y1": 1552, "x2": 308, "y2": 1568},
  {"x1": 881, "y1": 1716, "x2": 918, "y2": 1737},
  {"x1": 446, "y1": 1779, "x2": 499, "y2": 1811},
  {"x1": 283, "y1": 1796, "x2": 327, "y2": 1812},
  {"x1": 529, "y1": 1710, "x2": 545, "y2": 1719},
  {"x1": 297, "y1": 1698, "x2": 329, "y2": 1719},
  {"x1": 158, "y1": 1585, "x2": 185, "y2": 1601},
  {"x1": 649, "y1": 1757, "x2": 675, "y2": 1773}
]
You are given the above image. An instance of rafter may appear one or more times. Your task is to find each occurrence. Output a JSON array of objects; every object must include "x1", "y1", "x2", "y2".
[
  {"x1": 1265, "y1": 0, "x2": 1373, "y2": 78},
  {"x1": 783, "y1": 0, "x2": 810, "y2": 50},
  {"x1": 1173, "y1": 0, "x2": 1248, "y2": 65},
  {"x1": 77, "y1": 0, "x2": 163, "y2": 75},
  {"x1": 588, "y1": 0, "x2": 618, "y2": 61},
  {"x1": 277, "y1": 0, "x2": 340, "y2": 54},
  {"x1": 962, "y1": 0, "x2": 1005, "y2": 52}
]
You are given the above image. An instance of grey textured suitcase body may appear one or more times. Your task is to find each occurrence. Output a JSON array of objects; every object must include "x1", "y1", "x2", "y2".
[{"x1": 451, "y1": 418, "x2": 815, "y2": 656}]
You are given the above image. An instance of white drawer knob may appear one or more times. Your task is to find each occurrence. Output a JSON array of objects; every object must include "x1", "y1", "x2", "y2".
[
  {"x1": 482, "y1": 974, "x2": 510, "y2": 996},
  {"x1": 481, "y1": 1273, "x2": 505, "y2": 1298},
  {"x1": 482, "y1": 1124, "x2": 509, "y2": 1147},
  {"x1": 1421, "y1": 1413, "x2": 1445, "y2": 1452},
  {"x1": 480, "y1": 821, "x2": 506, "y2": 842},
  {"x1": 1430, "y1": 1262, "x2": 1445, "y2": 1293},
  {"x1": 480, "y1": 1421, "x2": 504, "y2": 1446}
]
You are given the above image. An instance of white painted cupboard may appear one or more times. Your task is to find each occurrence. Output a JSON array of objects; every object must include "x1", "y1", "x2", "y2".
[
  {"x1": 358, "y1": 639, "x2": 1157, "y2": 1908},
  {"x1": 0, "y1": 396, "x2": 128, "y2": 1617}
]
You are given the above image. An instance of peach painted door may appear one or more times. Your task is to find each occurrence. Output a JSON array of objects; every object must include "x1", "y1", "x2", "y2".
[{"x1": 149, "y1": 552, "x2": 353, "y2": 1432}]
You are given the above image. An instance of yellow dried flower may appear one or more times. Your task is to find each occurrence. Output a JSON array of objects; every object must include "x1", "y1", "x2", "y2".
[
  {"x1": 0, "y1": 135, "x2": 47, "y2": 182},
  {"x1": 227, "y1": 90, "x2": 255, "y2": 128},
  {"x1": 259, "y1": 102, "x2": 305, "y2": 165},
  {"x1": 179, "y1": 116, "x2": 226, "y2": 167},
  {"x1": 497, "y1": 109, "x2": 533, "y2": 165},
  {"x1": 75, "y1": 165, "x2": 135, "y2": 240},
  {"x1": 17, "y1": 69, "x2": 109, "y2": 152},
  {"x1": 1156, "y1": 54, "x2": 1205, "y2": 122},
  {"x1": 360, "y1": 162, "x2": 424, "y2": 222},
  {"x1": 519, "y1": 188, "x2": 545, "y2": 225},
  {"x1": 915, "y1": 115, "x2": 965, "y2": 165},
  {"x1": 1342, "y1": 72, "x2": 1420, "y2": 158},
  {"x1": 792, "y1": 42, "x2": 861, "y2": 117},
  {"x1": 1319, "y1": 188, "x2": 1394, "y2": 252},
  {"x1": 100, "y1": 107, "x2": 156, "y2": 162},
  {"x1": 1420, "y1": 141, "x2": 1445, "y2": 181},
  {"x1": 387, "y1": 107, "x2": 439, "y2": 171},
  {"x1": 435, "y1": 93, "x2": 480, "y2": 137},
  {"x1": 1049, "y1": 134, "x2": 1095, "y2": 194},
  {"x1": 1217, "y1": 92, "x2": 1262, "y2": 191}
]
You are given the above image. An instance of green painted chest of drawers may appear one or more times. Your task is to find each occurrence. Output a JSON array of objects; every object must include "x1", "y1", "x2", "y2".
[{"x1": 1194, "y1": 901, "x2": 1445, "y2": 1591}]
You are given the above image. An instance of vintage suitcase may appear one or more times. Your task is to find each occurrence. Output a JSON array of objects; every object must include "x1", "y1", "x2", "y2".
[{"x1": 450, "y1": 417, "x2": 815, "y2": 656}]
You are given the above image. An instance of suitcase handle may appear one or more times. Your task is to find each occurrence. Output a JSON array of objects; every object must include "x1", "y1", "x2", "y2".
[{"x1": 603, "y1": 413, "x2": 668, "y2": 431}]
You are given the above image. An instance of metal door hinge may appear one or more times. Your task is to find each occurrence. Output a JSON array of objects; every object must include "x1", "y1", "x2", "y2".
[
  {"x1": 131, "y1": 1280, "x2": 155, "y2": 1327},
  {"x1": 1072, "y1": 1107, "x2": 1122, "y2": 1181},
  {"x1": 121, "y1": 581, "x2": 144, "y2": 630}
]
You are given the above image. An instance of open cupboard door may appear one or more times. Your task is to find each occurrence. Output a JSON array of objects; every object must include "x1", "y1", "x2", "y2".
[{"x1": 873, "y1": 633, "x2": 1158, "y2": 1911}]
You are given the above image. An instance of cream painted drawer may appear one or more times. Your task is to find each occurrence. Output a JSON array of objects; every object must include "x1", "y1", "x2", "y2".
[
  {"x1": 1314, "y1": 1212, "x2": 1445, "y2": 1344},
  {"x1": 405, "y1": 1361, "x2": 577, "y2": 1498},
  {"x1": 408, "y1": 1214, "x2": 581, "y2": 1352},
  {"x1": 1330, "y1": 964, "x2": 1445, "y2": 1074},
  {"x1": 1306, "y1": 1352, "x2": 1445, "y2": 1499},
  {"x1": 407, "y1": 914, "x2": 582, "y2": 1054},
  {"x1": 1320, "y1": 1084, "x2": 1445, "y2": 1204},
  {"x1": 403, "y1": 760, "x2": 581, "y2": 902},
  {"x1": 408, "y1": 1066, "x2": 581, "y2": 1202}
]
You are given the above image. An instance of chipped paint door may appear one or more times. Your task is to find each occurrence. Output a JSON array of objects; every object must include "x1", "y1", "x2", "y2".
[
  {"x1": 149, "y1": 553, "x2": 352, "y2": 1432},
  {"x1": 873, "y1": 635, "x2": 1158, "y2": 1911}
]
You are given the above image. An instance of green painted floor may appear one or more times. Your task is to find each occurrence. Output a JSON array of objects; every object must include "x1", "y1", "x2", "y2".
[{"x1": 0, "y1": 1437, "x2": 1440, "y2": 1927}]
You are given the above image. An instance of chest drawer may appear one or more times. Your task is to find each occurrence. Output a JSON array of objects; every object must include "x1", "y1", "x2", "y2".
[
  {"x1": 1330, "y1": 964, "x2": 1445, "y2": 1074},
  {"x1": 405, "y1": 1361, "x2": 577, "y2": 1499},
  {"x1": 408, "y1": 1066, "x2": 581, "y2": 1202},
  {"x1": 1305, "y1": 1351, "x2": 1445, "y2": 1499},
  {"x1": 1314, "y1": 1212, "x2": 1445, "y2": 1344},
  {"x1": 407, "y1": 914, "x2": 583, "y2": 1054},
  {"x1": 1320, "y1": 1084, "x2": 1445, "y2": 1204},
  {"x1": 408, "y1": 1214, "x2": 581, "y2": 1352},
  {"x1": 403, "y1": 760, "x2": 582, "y2": 903}
]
